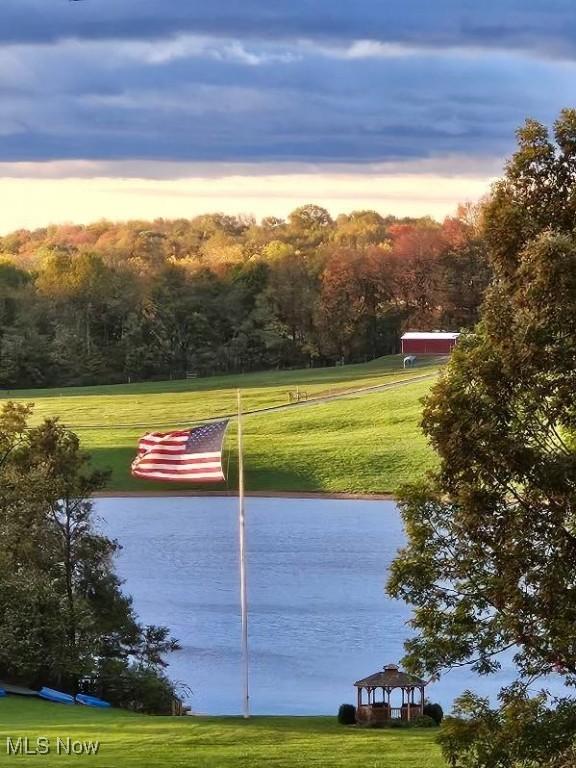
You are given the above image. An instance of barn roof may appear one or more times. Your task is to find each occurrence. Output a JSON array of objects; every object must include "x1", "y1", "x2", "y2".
[
  {"x1": 401, "y1": 331, "x2": 460, "y2": 341},
  {"x1": 354, "y1": 664, "x2": 426, "y2": 688}
]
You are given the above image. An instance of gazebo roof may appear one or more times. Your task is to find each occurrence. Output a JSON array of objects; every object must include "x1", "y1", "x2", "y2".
[{"x1": 354, "y1": 664, "x2": 426, "y2": 689}]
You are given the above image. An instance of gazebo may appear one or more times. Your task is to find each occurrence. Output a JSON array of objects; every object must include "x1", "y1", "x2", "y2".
[{"x1": 354, "y1": 664, "x2": 427, "y2": 723}]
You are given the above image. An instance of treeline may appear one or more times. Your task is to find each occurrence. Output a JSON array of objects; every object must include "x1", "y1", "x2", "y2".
[{"x1": 0, "y1": 204, "x2": 490, "y2": 388}]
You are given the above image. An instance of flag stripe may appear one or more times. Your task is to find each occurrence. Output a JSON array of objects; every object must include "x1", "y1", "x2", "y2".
[
  {"x1": 135, "y1": 467, "x2": 223, "y2": 477},
  {"x1": 140, "y1": 435, "x2": 189, "y2": 444},
  {"x1": 135, "y1": 461, "x2": 222, "y2": 470},
  {"x1": 136, "y1": 452, "x2": 221, "y2": 462},
  {"x1": 139, "y1": 440, "x2": 189, "y2": 449},
  {"x1": 132, "y1": 471, "x2": 226, "y2": 483}
]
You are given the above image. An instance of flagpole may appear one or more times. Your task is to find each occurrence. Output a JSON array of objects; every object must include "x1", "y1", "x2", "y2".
[{"x1": 237, "y1": 389, "x2": 250, "y2": 719}]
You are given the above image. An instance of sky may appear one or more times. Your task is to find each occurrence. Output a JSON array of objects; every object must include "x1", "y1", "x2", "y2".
[{"x1": 1, "y1": 1, "x2": 575, "y2": 232}]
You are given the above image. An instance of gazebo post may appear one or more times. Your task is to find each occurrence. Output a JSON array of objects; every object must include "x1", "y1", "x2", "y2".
[
  {"x1": 357, "y1": 686, "x2": 362, "y2": 710},
  {"x1": 407, "y1": 687, "x2": 412, "y2": 722}
]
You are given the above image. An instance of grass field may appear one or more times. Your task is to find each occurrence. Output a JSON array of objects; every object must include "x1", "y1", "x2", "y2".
[
  {"x1": 0, "y1": 698, "x2": 445, "y2": 767},
  {"x1": 0, "y1": 356, "x2": 441, "y2": 494}
]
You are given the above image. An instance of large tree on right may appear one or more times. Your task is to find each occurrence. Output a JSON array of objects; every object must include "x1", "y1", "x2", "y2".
[{"x1": 388, "y1": 110, "x2": 576, "y2": 760}]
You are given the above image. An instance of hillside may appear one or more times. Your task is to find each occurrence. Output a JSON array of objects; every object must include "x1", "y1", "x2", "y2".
[{"x1": 0, "y1": 355, "x2": 441, "y2": 494}]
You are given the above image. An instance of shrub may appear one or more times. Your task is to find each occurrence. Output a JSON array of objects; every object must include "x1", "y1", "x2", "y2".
[
  {"x1": 423, "y1": 702, "x2": 444, "y2": 725},
  {"x1": 87, "y1": 660, "x2": 178, "y2": 715},
  {"x1": 411, "y1": 715, "x2": 436, "y2": 728},
  {"x1": 337, "y1": 703, "x2": 356, "y2": 725}
]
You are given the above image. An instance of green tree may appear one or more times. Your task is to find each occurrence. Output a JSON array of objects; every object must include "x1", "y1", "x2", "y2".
[
  {"x1": 287, "y1": 204, "x2": 334, "y2": 249},
  {"x1": 388, "y1": 109, "x2": 576, "y2": 763},
  {"x1": 317, "y1": 247, "x2": 398, "y2": 362},
  {"x1": 439, "y1": 691, "x2": 576, "y2": 768},
  {"x1": 265, "y1": 246, "x2": 319, "y2": 361},
  {"x1": 0, "y1": 259, "x2": 29, "y2": 327},
  {"x1": 0, "y1": 323, "x2": 53, "y2": 388},
  {"x1": 0, "y1": 402, "x2": 178, "y2": 699},
  {"x1": 333, "y1": 210, "x2": 389, "y2": 248},
  {"x1": 437, "y1": 239, "x2": 491, "y2": 329}
]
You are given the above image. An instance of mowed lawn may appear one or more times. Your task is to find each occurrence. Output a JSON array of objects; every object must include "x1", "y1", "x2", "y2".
[
  {"x1": 0, "y1": 356, "x2": 441, "y2": 493},
  {"x1": 0, "y1": 698, "x2": 445, "y2": 768}
]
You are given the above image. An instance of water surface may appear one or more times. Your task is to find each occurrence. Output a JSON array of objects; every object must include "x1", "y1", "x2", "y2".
[{"x1": 96, "y1": 497, "x2": 562, "y2": 715}]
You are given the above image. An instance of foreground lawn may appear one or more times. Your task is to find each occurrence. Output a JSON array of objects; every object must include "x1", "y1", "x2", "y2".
[
  {"x1": 0, "y1": 698, "x2": 445, "y2": 767},
  {"x1": 0, "y1": 356, "x2": 441, "y2": 493}
]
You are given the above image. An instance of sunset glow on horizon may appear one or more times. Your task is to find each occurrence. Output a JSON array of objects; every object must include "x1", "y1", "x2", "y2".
[{"x1": 0, "y1": 162, "x2": 497, "y2": 232}]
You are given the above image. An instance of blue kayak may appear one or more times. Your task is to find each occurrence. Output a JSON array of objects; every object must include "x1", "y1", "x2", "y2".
[
  {"x1": 0, "y1": 689, "x2": 6, "y2": 698},
  {"x1": 38, "y1": 687, "x2": 74, "y2": 704},
  {"x1": 76, "y1": 693, "x2": 111, "y2": 708}
]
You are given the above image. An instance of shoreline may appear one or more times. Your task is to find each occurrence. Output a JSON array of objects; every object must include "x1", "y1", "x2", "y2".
[{"x1": 94, "y1": 490, "x2": 397, "y2": 501}]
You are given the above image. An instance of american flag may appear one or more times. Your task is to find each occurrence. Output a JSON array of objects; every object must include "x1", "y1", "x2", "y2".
[{"x1": 131, "y1": 420, "x2": 229, "y2": 482}]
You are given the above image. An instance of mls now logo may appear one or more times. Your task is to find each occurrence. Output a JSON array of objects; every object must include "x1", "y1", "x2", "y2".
[{"x1": 6, "y1": 736, "x2": 100, "y2": 756}]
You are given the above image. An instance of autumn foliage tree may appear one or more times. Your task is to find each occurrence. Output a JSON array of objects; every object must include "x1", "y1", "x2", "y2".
[
  {"x1": 317, "y1": 246, "x2": 398, "y2": 360},
  {"x1": 0, "y1": 204, "x2": 489, "y2": 387}
]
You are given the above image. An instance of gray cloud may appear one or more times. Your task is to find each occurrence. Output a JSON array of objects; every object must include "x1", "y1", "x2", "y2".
[
  {"x1": 2, "y1": 1, "x2": 576, "y2": 60},
  {"x1": 0, "y1": 154, "x2": 507, "y2": 180},
  {"x1": 0, "y1": 3, "x2": 574, "y2": 168}
]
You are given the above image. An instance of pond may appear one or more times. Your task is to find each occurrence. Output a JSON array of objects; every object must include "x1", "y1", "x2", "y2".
[{"x1": 95, "y1": 496, "x2": 562, "y2": 715}]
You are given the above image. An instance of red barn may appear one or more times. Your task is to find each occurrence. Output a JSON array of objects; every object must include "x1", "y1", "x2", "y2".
[{"x1": 401, "y1": 331, "x2": 459, "y2": 355}]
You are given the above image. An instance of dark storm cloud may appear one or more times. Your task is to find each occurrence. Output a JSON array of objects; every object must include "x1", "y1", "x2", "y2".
[
  {"x1": 0, "y1": 2, "x2": 575, "y2": 167},
  {"x1": 2, "y1": 1, "x2": 576, "y2": 59},
  {"x1": 0, "y1": 38, "x2": 568, "y2": 165}
]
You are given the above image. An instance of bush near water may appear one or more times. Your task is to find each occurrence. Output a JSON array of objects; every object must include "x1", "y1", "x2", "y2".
[
  {"x1": 337, "y1": 703, "x2": 357, "y2": 725},
  {"x1": 424, "y1": 702, "x2": 444, "y2": 725}
]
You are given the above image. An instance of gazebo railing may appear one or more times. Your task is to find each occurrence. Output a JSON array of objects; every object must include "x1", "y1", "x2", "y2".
[{"x1": 357, "y1": 704, "x2": 423, "y2": 722}]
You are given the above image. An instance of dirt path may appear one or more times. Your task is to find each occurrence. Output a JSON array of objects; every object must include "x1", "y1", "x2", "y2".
[
  {"x1": 250, "y1": 372, "x2": 435, "y2": 414},
  {"x1": 190, "y1": 371, "x2": 438, "y2": 425}
]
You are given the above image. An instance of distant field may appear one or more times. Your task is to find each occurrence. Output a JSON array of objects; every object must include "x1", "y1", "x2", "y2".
[
  {"x1": 0, "y1": 698, "x2": 445, "y2": 768},
  {"x1": 0, "y1": 356, "x2": 441, "y2": 494}
]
